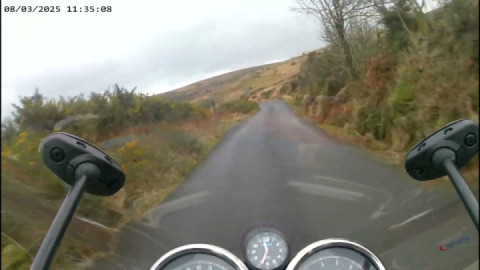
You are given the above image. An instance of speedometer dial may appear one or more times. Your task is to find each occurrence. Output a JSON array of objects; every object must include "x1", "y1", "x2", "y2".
[
  {"x1": 300, "y1": 256, "x2": 364, "y2": 269},
  {"x1": 244, "y1": 229, "x2": 289, "y2": 270},
  {"x1": 286, "y1": 239, "x2": 384, "y2": 270},
  {"x1": 150, "y1": 244, "x2": 248, "y2": 270}
]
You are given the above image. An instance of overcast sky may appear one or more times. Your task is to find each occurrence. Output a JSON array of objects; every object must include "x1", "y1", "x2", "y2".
[{"x1": 1, "y1": 0, "x2": 325, "y2": 120}]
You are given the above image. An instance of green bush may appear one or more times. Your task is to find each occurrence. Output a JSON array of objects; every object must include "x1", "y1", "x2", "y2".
[
  {"x1": 279, "y1": 84, "x2": 290, "y2": 94},
  {"x1": 289, "y1": 80, "x2": 299, "y2": 91},
  {"x1": 167, "y1": 131, "x2": 203, "y2": 154},
  {"x1": 297, "y1": 50, "x2": 348, "y2": 98},
  {"x1": 355, "y1": 105, "x2": 392, "y2": 140},
  {"x1": 389, "y1": 83, "x2": 415, "y2": 113},
  {"x1": 6, "y1": 85, "x2": 197, "y2": 136},
  {"x1": 261, "y1": 90, "x2": 273, "y2": 99},
  {"x1": 220, "y1": 100, "x2": 259, "y2": 114}
]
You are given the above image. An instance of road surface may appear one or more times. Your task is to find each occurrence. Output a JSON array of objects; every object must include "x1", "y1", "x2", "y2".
[{"x1": 91, "y1": 101, "x2": 478, "y2": 270}]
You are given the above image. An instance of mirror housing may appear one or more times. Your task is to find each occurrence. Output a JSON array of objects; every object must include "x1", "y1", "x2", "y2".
[
  {"x1": 39, "y1": 132, "x2": 125, "y2": 196},
  {"x1": 405, "y1": 119, "x2": 479, "y2": 181}
]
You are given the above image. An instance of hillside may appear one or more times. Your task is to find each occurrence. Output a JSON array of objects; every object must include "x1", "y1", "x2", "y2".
[{"x1": 160, "y1": 54, "x2": 310, "y2": 103}]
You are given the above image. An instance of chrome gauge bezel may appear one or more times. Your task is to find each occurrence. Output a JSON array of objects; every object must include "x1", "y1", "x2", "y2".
[
  {"x1": 286, "y1": 239, "x2": 385, "y2": 270},
  {"x1": 150, "y1": 244, "x2": 249, "y2": 270},
  {"x1": 242, "y1": 227, "x2": 290, "y2": 270}
]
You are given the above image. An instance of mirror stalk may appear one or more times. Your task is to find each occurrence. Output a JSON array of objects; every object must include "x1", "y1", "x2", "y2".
[
  {"x1": 432, "y1": 148, "x2": 479, "y2": 230},
  {"x1": 31, "y1": 162, "x2": 100, "y2": 270}
]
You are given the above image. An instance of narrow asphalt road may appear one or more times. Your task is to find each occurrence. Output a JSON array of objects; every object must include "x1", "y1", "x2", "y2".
[{"x1": 91, "y1": 101, "x2": 478, "y2": 270}]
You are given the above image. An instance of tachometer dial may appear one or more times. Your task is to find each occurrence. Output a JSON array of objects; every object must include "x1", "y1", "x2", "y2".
[
  {"x1": 245, "y1": 229, "x2": 289, "y2": 270},
  {"x1": 166, "y1": 255, "x2": 234, "y2": 270},
  {"x1": 286, "y1": 239, "x2": 384, "y2": 270},
  {"x1": 298, "y1": 255, "x2": 366, "y2": 270}
]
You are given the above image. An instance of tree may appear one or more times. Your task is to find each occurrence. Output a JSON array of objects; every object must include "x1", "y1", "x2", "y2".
[{"x1": 293, "y1": 0, "x2": 378, "y2": 78}]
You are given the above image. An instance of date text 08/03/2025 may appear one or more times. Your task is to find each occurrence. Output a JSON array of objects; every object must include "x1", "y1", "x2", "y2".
[{"x1": 3, "y1": 6, "x2": 112, "y2": 13}]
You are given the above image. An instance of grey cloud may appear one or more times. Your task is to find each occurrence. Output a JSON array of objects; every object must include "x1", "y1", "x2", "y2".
[{"x1": 2, "y1": 1, "x2": 324, "y2": 119}]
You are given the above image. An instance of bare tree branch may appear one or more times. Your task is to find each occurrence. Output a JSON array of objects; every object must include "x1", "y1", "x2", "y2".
[{"x1": 292, "y1": 0, "x2": 382, "y2": 78}]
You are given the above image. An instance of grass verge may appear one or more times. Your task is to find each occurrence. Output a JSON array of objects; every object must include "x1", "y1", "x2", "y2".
[{"x1": 287, "y1": 100, "x2": 479, "y2": 192}]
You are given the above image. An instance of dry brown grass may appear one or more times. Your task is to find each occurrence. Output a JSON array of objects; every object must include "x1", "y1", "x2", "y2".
[{"x1": 100, "y1": 111, "x2": 249, "y2": 222}]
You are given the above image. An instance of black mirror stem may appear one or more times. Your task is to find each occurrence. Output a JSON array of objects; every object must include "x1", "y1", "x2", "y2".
[
  {"x1": 31, "y1": 162, "x2": 101, "y2": 270},
  {"x1": 432, "y1": 148, "x2": 479, "y2": 231}
]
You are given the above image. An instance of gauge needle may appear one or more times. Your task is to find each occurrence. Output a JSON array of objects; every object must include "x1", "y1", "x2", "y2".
[{"x1": 261, "y1": 242, "x2": 269, "y2": 264}]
